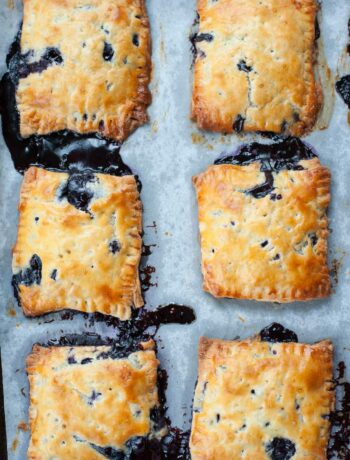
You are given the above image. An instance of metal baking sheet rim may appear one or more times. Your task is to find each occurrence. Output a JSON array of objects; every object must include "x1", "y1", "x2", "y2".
[{"x1": 1, "y1": 0, "x2": 350, "y2": 458}]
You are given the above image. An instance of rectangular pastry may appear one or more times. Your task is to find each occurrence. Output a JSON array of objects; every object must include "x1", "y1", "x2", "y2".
[
  {"x1": 17, "y1": 0, "x2": 151, "y2": 141},
  {"x1": 191, "y1": 0, "x2": 321, "y2": 136},
  {"x1": 192, "y1": 140, "x2": 331, "y2": 302},
  {"x1": 12, "y1": 166, "x2": 143, "y2": 319},
  {"x1": 190, "y1": 332, "x2": 334, "y2": 459},
  {"x1": 27, "y1": 340, "x2": 166, "y2": 458}
]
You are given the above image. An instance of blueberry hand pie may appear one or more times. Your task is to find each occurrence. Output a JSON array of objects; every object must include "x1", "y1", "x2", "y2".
[
  {"x1": 12, "y1": 167, "x2": 143, "y2": 319},
  {"x1": 190, "y1": 332, "x2": 334, "y2": 459},
  {"x1": 191, "y1": 0, "x2": 321, "y2": 136},
  {"x1": 192, "y1": 140, "x2": 331, "y2": 302},
  {"x1": 17, "y1": 0, "x2": 151, "y2": 141},
  {"x1": 27, "y1": 340, "x2": 166, "y2": 458}
]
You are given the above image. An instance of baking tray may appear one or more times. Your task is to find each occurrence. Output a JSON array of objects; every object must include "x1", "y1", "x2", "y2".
[{"x1": 1, "y1": 0, "x2": 350, "y2": 458}]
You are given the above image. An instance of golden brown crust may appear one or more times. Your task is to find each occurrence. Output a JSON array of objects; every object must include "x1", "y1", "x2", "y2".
[
  {"x1": 17, "y1": 0, "x2": 152, "y2": 141},
  {"x1": 12, "y1": 167, "x2": 143, "y2": 319},
  {"x1": 190, "y1": 336, "x2": 334, "y2": 460},
  {"x1": 27, "y1": 342, "x2": 166, "y2": 459},
  {"x1": 191, "y1": 0, "x2": 321, "y2": 136},
  {"x1": 193, "y1": 158, "x2": 331, "y2": 302}
]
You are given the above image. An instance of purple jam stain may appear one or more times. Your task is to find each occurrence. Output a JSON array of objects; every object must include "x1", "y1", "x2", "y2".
[
  {"x1": 142, "y1": 244, "x2": 157, "y2": 257},
  {"x1": 328, "y1": 361, "x2": 350, "y2": 459},
  {"x1": 330, "y1": 258, "x2": 341, "y2": 287},
  {"x1": 140, "y1": 265, "x2": 157, "y2": 292},
  {"x1": 145, "y1": 221, "x2": 158, "y2": 233}
]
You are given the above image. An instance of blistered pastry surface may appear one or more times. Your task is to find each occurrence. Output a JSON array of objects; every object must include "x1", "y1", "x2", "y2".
[
  {"x1": 192, "y1": 0, "x2": 320, "y2": 135},
  {"x1": 193, "y1": 159, "x2": 331, "y2": 302},
  {"x1": 190, "y1": 336, "x2": 334, "y2": 460},
  {"x1": 17, "y1": 0, "x2": 151, "y2": 141},
  {"x1": 27, "y1": 343, "x2": 163, "y2": 458}
]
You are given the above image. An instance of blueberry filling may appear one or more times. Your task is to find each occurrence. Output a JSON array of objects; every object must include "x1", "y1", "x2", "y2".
[
  {"x1": 336, "y1": 75, "x2": 350, "y2": 109},
  {"x1": 270, "y1": 193, "x2": 282, "y2": 201},
  {"x1": 10, "y1": 46, "x2": 63, "y2": 80},
  {"x1": 81, "y1": 357, "x2": 92, "y2": 365},
  {"x1": 260, "y1": 323, "x2": 298, "y2": 343},
  {"x1": 44, "y1": 47, "x2": 63, "y2": 65},
  {"x1": 68, "y1": 356, "x2": 77, "y2": 365},
  {"x1": 109, "y1": 240, "x2": 121, "y2": 254},
  {"x1": 192, "y1": 33, "x2": 214, "y2": 43},
  {"x1": 88, "y1": 390, "x2": 102, "y2": 405},
  {"x1": 233, "y1": 114, "x2": 245, "y2": 133},
  {"x1": 265, "y1": 437, "x2": 296, "y2": 460},
  {"x1": 190, "y1": 32, "x2": 213, "y2": 60},
  {"x1": 50, "y1": 269, "x2": 57, "y2": 281},
  {"x1": 309, "y1": 233, "x2": 318, "y2": 247},
  {"x1": 214, "y1": 137, "x2": 316, "y2": 199},
  {"x1": 12, "y1": 254, "x2": 42, "y2": 303},
  {"x1": 59, "y1": 172, "x2": 96, "y2": 213},
  {"x1": 245, "y1": 170, "x2": 274, "y2": 199},
  {"x1": 103, "y1": 42, "x2": 114, "y2": 61},
  {"x1": 237, "y1": 59, "x2": 252, "y2": 73},
  {"x1": 132, "y1": 34, "x2": 139, "y2": 47}
]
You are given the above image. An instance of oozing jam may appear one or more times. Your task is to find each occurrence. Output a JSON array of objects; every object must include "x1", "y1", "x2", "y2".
[
  {"x1": 0, "y1": 32, "x2": 131, "y2": 177},
  {"x1": 259, "y1": 323, "x2": 299, "y2": 343},
  {"x1": 43, "y1": 304, "x2": 196, "y2": 459},
  {"x1": 214, "y1": 137, "x2": 316, "y2": 198}
]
